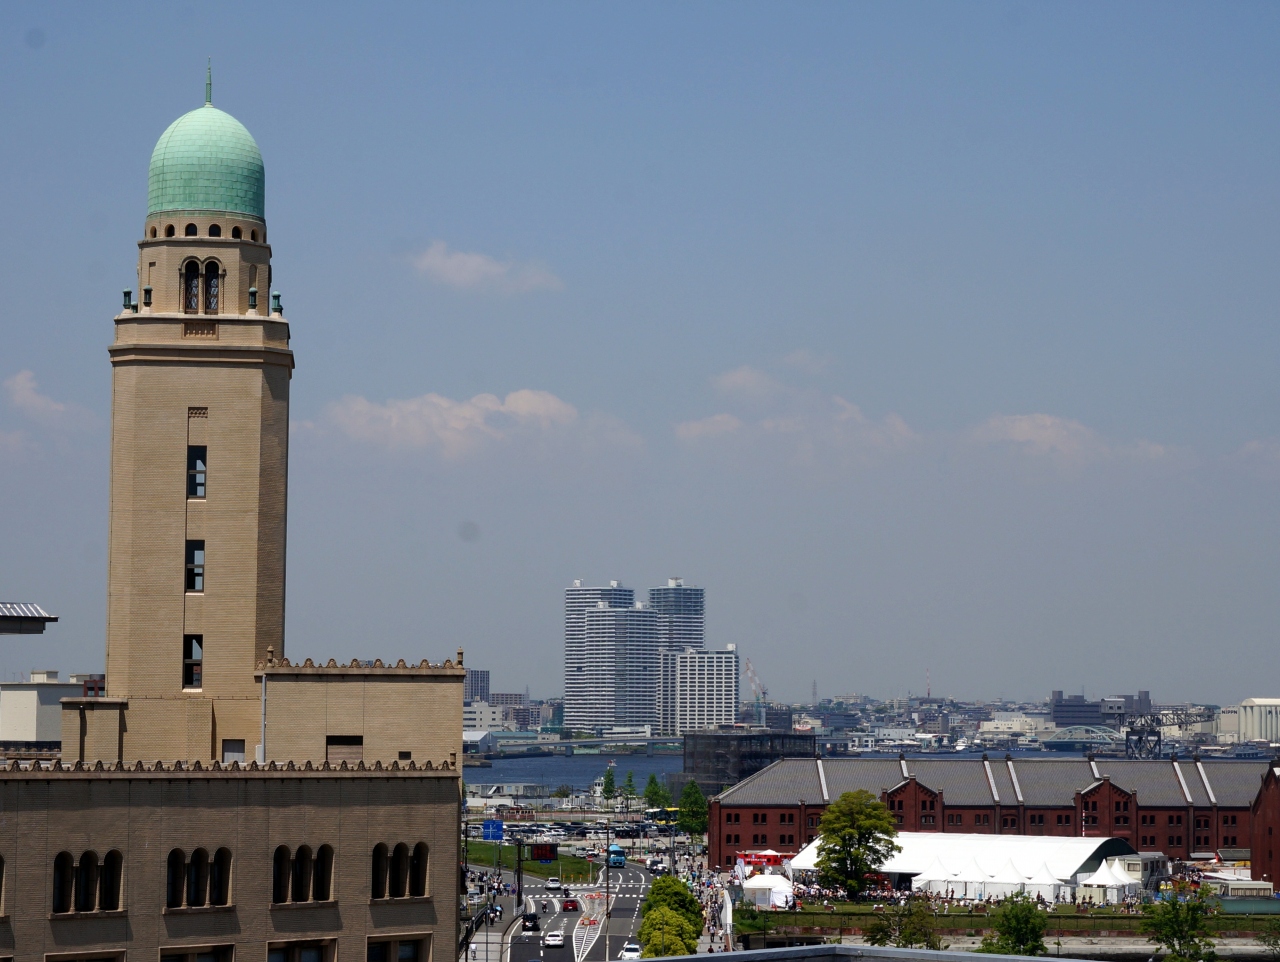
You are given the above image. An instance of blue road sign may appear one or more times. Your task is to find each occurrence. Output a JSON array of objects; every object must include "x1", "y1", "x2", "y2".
[{"x1": 482, "y1": 819, "x2": 504, "y2": 841}]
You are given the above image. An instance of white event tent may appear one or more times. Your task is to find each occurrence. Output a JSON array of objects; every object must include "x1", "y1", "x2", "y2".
[
  {"x1": 791, "y1": 831, "x2": 1135, "y2": 896},
  {"x1": 743, "y1": 873, "x2": 794, "y2": 909}
]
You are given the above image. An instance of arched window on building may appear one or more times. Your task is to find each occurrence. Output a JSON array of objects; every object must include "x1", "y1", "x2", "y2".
[
  {"x1": 151, "y1": 227, "x2": 158, "y2": 238},
  {"x1": 185, "y1": 223, "x2": 197, "y2": 236},
  {"x1": 314, "y1": 845, "x2": 334, "y2": 901},
  {"x1": 204, "y1": 262, "x2": 219, "y2": 314},
  {"x1": 208, "y1": 224, "x2": 222, "y2": 237},
  {"x1": 389, "y1": 843, "x2": 410, "y2": 899},
  {"x1": 210, "y1": 848, "x2": 232, "y2": 906},
  {"x1": 165, "y1": 224, "x2": 176, "y2": 237},
  {"x1": 409, "y1": 843, "x2": 428, "y2": 898},
  {"x1": 52, "y1": 852, "x2": 74, "y2": 914},
  {"x1": 292, "y1": 845, "x2": 313, "y2": 903},
  {"x1": 187, "y1": 848, "x2": 209, "y2": 907},
  {"x1": 100, "y1": 850, "x2": 123, "y2": 911},
  {"x1": 75, "y1": 851, "x2": 99, "y2": 912},
  {"x1": 166, "y1": 849, "x2": 186, "y2": 908},
  {"x1": 250, "y1": 229, "x2": 258, "y2": 242},
  {"x1": 231, "y1": 226, "x2": 242, "y2": 239},
  {"x1": 184, "y1": 261, "x2": 200, "y2": 314},
  {"x1": 371, "y1": 843, "x2": 388, "y2": 900},
  {"x1": 272, "y1": 846, "x2": 291, "y2": 904}
]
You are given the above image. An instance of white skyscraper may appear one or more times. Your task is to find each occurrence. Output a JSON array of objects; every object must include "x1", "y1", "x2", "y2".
[
  {"x1": 648, "y1": 578, "x2": 705, "y2": 649},
  {"x1": 658, "y1": 645, "x2": 740, "y2": 736},
  {"x1": 564, "y1": 580, "x2": 638, "y2": 732}
]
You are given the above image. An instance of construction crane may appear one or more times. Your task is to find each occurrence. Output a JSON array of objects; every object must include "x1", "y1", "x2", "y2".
[
  {"x1": 1118, "y1": 706, "x2": 1217, "y2": 758},
  {"x1": 744, "y1": 658, "x2": 768, "y2": 727}
]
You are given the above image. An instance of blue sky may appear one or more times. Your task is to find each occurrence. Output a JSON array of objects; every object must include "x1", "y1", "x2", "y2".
[{"x1": 1, "y1": 2, "x2": 1277, "y2": 703}]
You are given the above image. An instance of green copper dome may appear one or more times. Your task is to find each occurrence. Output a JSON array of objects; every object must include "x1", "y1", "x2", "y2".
[{"x1": 147, "y1": 102, "x2": 264, "y2": 219}]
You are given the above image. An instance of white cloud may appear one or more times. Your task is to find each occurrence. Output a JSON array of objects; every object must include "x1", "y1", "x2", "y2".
[
  {"x1": 675, "y1": 413, "x2": 742, "y2": 441},
  {"x1": 412, "y1": 241, "x2": 563, "y2": 293},
  {"x1": 326, "y1": 388, "x2": 578, "y2": 458},
  {"x1": 3, "y1": 370, "x2": 94, "y2": 429},
  {"x1": 782, "y1": 348, "x2": 833, "y2": 376},
  {"x1": 712, "y1": 365, "x2": 783, "y2": 400},
  {"x1": 972, "y1": 413, "x2": 1169, "y2": 462}
]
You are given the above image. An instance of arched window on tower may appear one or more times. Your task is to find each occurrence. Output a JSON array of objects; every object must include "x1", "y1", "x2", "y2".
[
  {"x1": 410, "y1": 843, "x2": 428, "y2": 897},
  {"x1": 314, "y1": 845, "x2": 334, "y2": 901},
  {"x1": 100, "y1": 850, "x2": 123, "y2": 911},
  {"x1": 292, "y1": 845, "x2": 313, "y2": 903},
  {"x1": 209, "y1": 848, "x2": 232, "y2": 906},
  {"x1": 166, "y1": 849, "x2": 186, "y2": 908},
  {"x1": 151, "y1": 227, "x2": 158, "y2": 238},
  {"x1": 272, "y1": 845, "x2": 291, "y2": 904},
  {"x1": 204, "y1": 262, "x2": 219, "y2": 315},
  {"x1": 52, "y1": 852, "x2": 74, "y2": 914},
  {"x1": 184, "y1": 262, "x2": 200, "y2": 314},
  {"x1": 371, "y1": 843, "x2": 388, "y2": 900},
  {"x1": 75, "y1": 851, "x2": 99, "y2": 912},
  {"x1": 231, "y1": 226, "x2": 242, "y2": 239},
  {"x1": 389, "y1": 843, "x2": 409, "y2": 899},
  {"x1": 208, "y1": 224, "x2": 222, "y2": 238},
  {"x1": 250, "y1": 229, "x2": 258, "y2": 242},
  {"x1": 185, "y1": 223, "x2": 197, "y2": 236},
  {"x1": 166, "y1": 224, "x2": 176, "y2": 237},
  {"x1": 187, "y1": 848, "x2": 209, "y2": 907}
]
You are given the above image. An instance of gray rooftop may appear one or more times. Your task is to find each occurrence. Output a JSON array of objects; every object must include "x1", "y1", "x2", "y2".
[
  {"x1": 0, "y1": 602, "x2": 58, "y2": 634},
  {"x1": 717, "y1": 756, "x2": 1271, "y2": 808}
]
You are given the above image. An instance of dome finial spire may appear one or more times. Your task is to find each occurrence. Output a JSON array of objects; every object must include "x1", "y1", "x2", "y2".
[{"x1": 205, "y1": 58, "x2": 212, "y2": 105}]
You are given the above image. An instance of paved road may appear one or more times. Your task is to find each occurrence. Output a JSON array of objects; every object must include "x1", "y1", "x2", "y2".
[{"x1": 504, "y1": 863, "x2": 653, "y2": 962}]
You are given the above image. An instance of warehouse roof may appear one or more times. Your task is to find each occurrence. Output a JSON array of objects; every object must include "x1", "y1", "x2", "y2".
[{"x1": 716, "y1": 756, "x2": 1270, "y2": 808}]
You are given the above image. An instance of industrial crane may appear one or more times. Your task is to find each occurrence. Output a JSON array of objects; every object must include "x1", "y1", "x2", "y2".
[{"x1": 1118, "y1": 706, "x2": 1217, "y2": 758}]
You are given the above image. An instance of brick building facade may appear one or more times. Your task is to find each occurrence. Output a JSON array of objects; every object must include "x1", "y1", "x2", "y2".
[{"x1": 709, "y1": 754, "x2": 1268, "y2": 870}]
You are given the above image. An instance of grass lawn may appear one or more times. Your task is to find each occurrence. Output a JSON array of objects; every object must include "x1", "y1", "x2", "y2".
[{"x1": 466, "y1": 841, "x2": 598, "y2": 884}]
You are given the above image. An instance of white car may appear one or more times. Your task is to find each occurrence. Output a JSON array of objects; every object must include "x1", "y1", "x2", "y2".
[
  {"x1": 544, "y1": 877, "x2": 562, "y2": 891},
  {"x1": 620, "y1": 943, "x2": 642, "y2": 960},
  {"x1": 544, "y1": 931, "x2": 565, "y2": 948}
]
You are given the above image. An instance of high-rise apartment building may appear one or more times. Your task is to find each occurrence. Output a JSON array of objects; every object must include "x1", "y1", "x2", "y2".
[
  {"x1": 565, "y1": 601, "x2": 661, "y2": 732},
  {"x1": 564, "y1": 580, "x2": 635, "y2": 731},
  {"x1": 464, "y1": 668, "x2": 490, "y2": 702},
  {"x1": 657, "y1": 645, "x2": 739, "y2": 735},
  {"x1": 563, "y1": 577, "x2": 722, "y2": 734},
  {"x1": 649, "y1": 577, "x2": 705, "y2": 649}
]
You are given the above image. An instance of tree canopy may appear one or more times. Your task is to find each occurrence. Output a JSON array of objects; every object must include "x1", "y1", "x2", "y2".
[
  {"x1": 864, "y1": 897, "x2": 946, "y2": 950},
  {"x1": 601, "y1": 767, "x2": 616, "y2": 800},
  {"x1": 814, "y1": 789, "x2": 900, "y2": 895},
  {"x1": 642, "y1": 876, "x2": 704, "y2": 932},
  {"x1": 677, "y1": 780, "x2": 708, "y2": 836},
  {"x1": 644, "y1": 773, "x2": 672, "y2": 809},
  {"x1": 1140, "y1": 883, "x2": 1218, "y2": 962},
  {"x1": 623, "y1": 770, "x2": 638, "y2": 799},
  {"x1": 976, "y1": 894, "x2": 1048, "y2": 956},
  {"x1": 639, "y1": 904, "x2": 699, "y2": 957}
]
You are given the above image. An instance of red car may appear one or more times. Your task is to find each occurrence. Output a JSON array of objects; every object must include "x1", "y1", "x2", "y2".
[{"x1": 561, "y1": 898, "x2": 580, "y2": 912}]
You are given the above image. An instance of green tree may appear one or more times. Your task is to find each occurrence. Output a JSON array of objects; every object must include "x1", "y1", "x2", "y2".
[
  {"x1": 550, "y1": 784, "x2": 574, "y2": 798},
  {"x1": 639, "y1": 904, "x2": 699, "y2": 957},
  {"x1": 864, "y1": 898, "x2": 946, "y2": 950},
  {"x1": 644, "y1": 773, "x2": 672, "y2": 810},
  {"x1": 677, "y1": 780, "x2": 708, "y2": 836},
  {"x1": 602, "y1": 767, "x2": 616, "y2": 800},
  {"x1": 1140, "y1": 883, "x2": 1218, "y2": 962},
  {"x1": 814, "y1": 789, "x2": 899, "y2": 896},
  {"x1": 642, "y1": 876, "x2": 705, "y2": 932},
  {"x1": 975, "y1": 894, "x2": 1048, "y2": 956},
  {"x1": 623, "y1": 770, "x2": 638, "y2": 800},
  {"x1": 1256, "y1": 918, "x2": 1280, "y2": 961}
]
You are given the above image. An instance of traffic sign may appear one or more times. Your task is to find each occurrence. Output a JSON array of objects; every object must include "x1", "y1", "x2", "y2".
[{"x1": 482, "y1": 819, "x2": 504, "y2": 841}]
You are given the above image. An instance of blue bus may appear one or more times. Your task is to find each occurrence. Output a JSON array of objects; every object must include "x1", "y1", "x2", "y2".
[{"x1": 607, "y1": 844, "x2": 626, "y2": 868}]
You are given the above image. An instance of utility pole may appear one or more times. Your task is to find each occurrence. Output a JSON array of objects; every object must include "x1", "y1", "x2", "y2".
[{"x1": 516, "y1": 840, "x2": 524, "y2": 912}]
